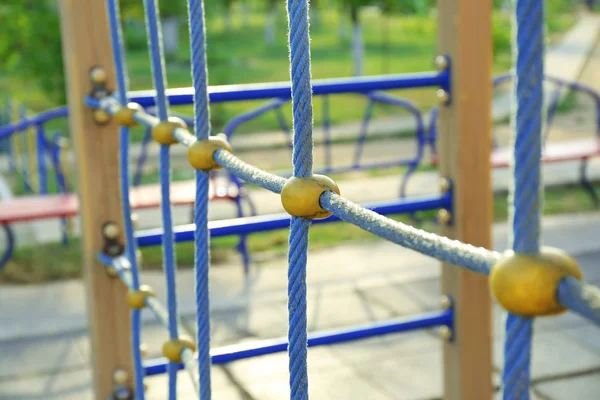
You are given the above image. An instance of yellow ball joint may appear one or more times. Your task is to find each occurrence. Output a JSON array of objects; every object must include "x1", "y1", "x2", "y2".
[
  {"x1": 162, "y1": 337, "x2": 197, "y2": 363},
  {"x1": 126, "y1": 285, "x2": 155, "y2": 309},
  {"x1": 114, "y1": 102, "x2": 142, "y2": 128},
  {"x1": 187, "y1": 135, "x2": 232, "y2": 171},
  {"x1": 490, "y1": 247, "x2": 583, "y2": 317},
  {"x1": 152, "y1": 117, "x2": 188, "y2": 146},
  {"x1": 281, "y1": 175, "x2": 340, "y2": 220}
]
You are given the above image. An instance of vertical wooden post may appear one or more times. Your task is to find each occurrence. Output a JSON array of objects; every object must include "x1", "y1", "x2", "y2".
[
  {"x1": 437, "y1": 0, "x2": 493, "y2": 399},
  {"x1": 58, "y1": 0, "x2": 133, "y2": 398}
]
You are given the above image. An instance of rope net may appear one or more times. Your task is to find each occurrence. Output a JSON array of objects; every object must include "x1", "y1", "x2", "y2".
[{"x1": 88, "y1": 0, "x2": 600, "y2": 398}]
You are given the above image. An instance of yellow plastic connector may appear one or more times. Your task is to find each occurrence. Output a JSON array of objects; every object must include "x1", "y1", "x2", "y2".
[
  {"x1": 114, "y1": 102, "x2": 142, "y2": 128},
  {"x1": 490, "y1": 247, "x2": 583, "y2": 317},
  {"x1": 93, "y1": 109, "x2": 111, "y2": 125},
  {"x1": 126, "y1": 285, "x2": 155, "y2": 309},
  {"x1": 152, "y1": 117, "x2": 188, "y2": 146},
  {"x1": 162, "y1": 337, "x2": 197, "y2": 363},
  {"x1": 280, "y1": 174, "x2": 340, "y2": 220},
  {"x1": 187, "y1": 135, "x2": 232, "y2": 171}
]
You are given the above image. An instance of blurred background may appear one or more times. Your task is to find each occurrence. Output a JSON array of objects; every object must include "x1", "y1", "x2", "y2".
[{"x1": 1, "y1": 1, "x2": 600, "y2": 399}]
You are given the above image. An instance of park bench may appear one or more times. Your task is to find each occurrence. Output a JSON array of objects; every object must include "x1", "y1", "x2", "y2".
[
  {"x1": 0, "y1": 108, "x2": 252, "y2": 270},
  {"x1": 428, "y1": 74, "x2": 600, "y2": 205}
]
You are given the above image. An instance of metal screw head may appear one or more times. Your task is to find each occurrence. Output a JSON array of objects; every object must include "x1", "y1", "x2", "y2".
[
  {"x1": 440, "y1": 295, "x2": 452, "y2": 309},
  {"x1": 439, "y1": 177, "x2": 451, "y2": 193},
  {"x1": 103, "y1": 222, "x2": 120, "y2": 240},
  {"x1": 131, "y1": 213, "x2": 139, "y2": 229},
  {"x1": 435, "y1": 55, "x2": 448, "y2": 71},
  {"x1": 105, "y1": 265, "x2": 118, "y2": 278},
  {"x1": 90, "y1": 67, "x2": 107, "y2": 84},
  {"x1": 93, "y1": 109, "x2": 111, "y2": 125},
  {"x1": 112, "y1": 368, "x2": 128, "y2": 385},
  {"x1": 140, "y1": 343, "x2": 149, "y2": 358},
  {"x1": 438, "y1": 209, "x2": 452, "y2": 225},
  {"x1": 436, "y1": 89, "x2": 449, "y2": 106},
  {"x1": 439, "y1": 325, "x2": 453, "y2": 341}
]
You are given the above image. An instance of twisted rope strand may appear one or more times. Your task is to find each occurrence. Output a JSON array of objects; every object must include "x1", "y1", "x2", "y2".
[
  {"x1": 142, "y1": 0, "x2": 179, "y2": 397},
  {"x1": 187, "y1": 0, "x2": 213, "y2": 398},
  {"x1": 106, "y1": 0, "x2": 144, "y2": 397},
  {"x1": 320, "y1": 191, "x2": 499, "y2": 274},
  {"x1": 285, "y1": 0, "x2": 315, "y2": 398},
  {"x1": 503, "y1": 0, "x2": 545, "y2": 398}
]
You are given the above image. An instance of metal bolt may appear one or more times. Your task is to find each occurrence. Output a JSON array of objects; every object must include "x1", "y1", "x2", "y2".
[
  {"x1": 103, "y1": 222, "x2": 120, "y2": 240},
  {"x1": 90, "y1": 66, "x2": 107, "y2": 84},
  {"x1": 439, "y1": 325, "x2": 453, "y2": 341},
  {"x1": 441, "y1": 295, "x2": 452, "y2": 309},
  {"x1": 439, "y1": 177, "x2": 451, "y2": 193},
  {"x1": 437, "y1": 89, "x2": 449, "y2": 106},
  {"x1": 112, "y1": 368, "x2": 128, "y2": 385},
  {"x1": 435, "y1": 55, "x2": 448, "y2": 71},
  {"x1": 438, "y1": 209, "x2": 452, "y2": 225}
]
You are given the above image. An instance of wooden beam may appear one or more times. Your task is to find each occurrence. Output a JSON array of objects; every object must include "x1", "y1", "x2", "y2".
[
  {"x1": 437, "y1": 0, "x2": 494, "y2": 398},
  {"x1": 58, "y1": 0, "x2": 133, "y2": 398}
]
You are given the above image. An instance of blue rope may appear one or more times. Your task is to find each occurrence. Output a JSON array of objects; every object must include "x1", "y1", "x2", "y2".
[
  {"x1": 286, "y1": 0, "x2": 315, "y2": 398},
  {"x1": 187, "y1": 0, "x2": 212, "y2": 398},
  {"x1": 142, "y1": 0, "x2": 179, "y2": 397},
  {"x1": 143, "y1": 0, "x2": 170, "y2": 121},
  {"x1": 557, "y1": 277, "x2": 600, "y2": 327},
  {"x1": 107, "y1": 0, "x2": 144, "y2": 397},
  {"x1": 503, "y1": 0, "x2": 545, "y2": 397},
  {"x1": 214, "y1": 150, "x2": 287, "y2": 193},
  {"x1": 320, "y1": 191, "x2": 499, "y2": 274}
]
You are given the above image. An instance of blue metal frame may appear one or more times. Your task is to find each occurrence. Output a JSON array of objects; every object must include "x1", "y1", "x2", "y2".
[
  {"x1": 143, "y1": 306, "x2": 454, "y2": 376},
  {"x1": 136, "y1": 192, "x2": 452, "y2": 247},
  {"x1": 129, "y1": 71, "x2": 450, "y2": 107}
]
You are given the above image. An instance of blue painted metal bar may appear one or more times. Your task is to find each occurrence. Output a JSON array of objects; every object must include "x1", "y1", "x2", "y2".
[
  {"x1": 143, "y1": 306, "x2": 453, "y2": 376},
  {"x1": 0, "y1": 107, "x2": 69, "y2": 139},
  {"x1": 136, "y1": 193, "x2": 451, "y2": 247},
  {"x1": 0, "y1": 72, "x2": 448, "y2": 139},
  {"x1": 130, "y1": 71, "x2": 449, "y2": 107},
  {"x1": 36, "y1": 124, "x2": 48, "y2": 194}
]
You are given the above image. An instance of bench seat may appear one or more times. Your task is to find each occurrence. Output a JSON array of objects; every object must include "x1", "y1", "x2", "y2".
[
  {"x1": 431, "y1": 138, "x2": 600, "y2": 168},
  {"x1": 0, "y1": 179, "x2": 237, "y2": 224}
]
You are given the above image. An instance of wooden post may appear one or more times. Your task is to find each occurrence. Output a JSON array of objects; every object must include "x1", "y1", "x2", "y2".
[
  {"x1": 437, "y1": 0, "x2": 493, "y2": 399},
  {"x1": 58, "y1": 0, "x2": 134, "y2": 398}
]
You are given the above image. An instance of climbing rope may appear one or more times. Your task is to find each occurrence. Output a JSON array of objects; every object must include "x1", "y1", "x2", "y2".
[
  {"x1": 503, "y1": 0, "x2": 545, "y2": 397},
  {"x1": 85, "y1": 0, "x2": 600, "y2": 398},
  {"x1": 187, "y1": 0, "x2": 213, "y2": 398},
  {"x1": 106, "y1": 1, "x2": 145, "y2": 398},
  {"x1": 142, "y1": 0, "x2": 181, "y2": 397},
  {"x1": 285, "y1": 0, "x2": 315, "y2": 397}
]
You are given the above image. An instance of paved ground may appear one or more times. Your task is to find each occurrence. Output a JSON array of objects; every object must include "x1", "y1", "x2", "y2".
[
  {"x1": 1, "y1": 12, "x2": 600, "y2": 400},
  {"x1": 1, "y1": 212, "x2": 600, "y2": 399}
]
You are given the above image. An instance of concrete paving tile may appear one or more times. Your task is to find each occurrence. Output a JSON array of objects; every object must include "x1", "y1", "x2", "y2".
[
  {"x1": 534, "y1": 372, "x2": 600, "y2": 400},
  {"x1": 327, "y1": 330, "x2": 440, "y2": 364},
  {"x1": 354, "y1": 279, "x2": 439, "y2": 316},
  {"x1": 493, "y1": 330, "x2": 600, "y2": 380},
  {"x1": 306, "y1": 285, "x2": 396, "y2": 332},
  {"x1": 347, "y1": 348, "x2": 444, "y2": 400},
  {"x1": 224, "y1": 345, "x2": 390, "y2": 400},
  {"x1": 561, "y1": 324, "x2": 600, "y2": 356},
  {"x1": 0, "y1": 369, "x2": 92, "y2": 400},
  {"x1": 0, "y1": 333, "x2": 87, "y2": 379}
]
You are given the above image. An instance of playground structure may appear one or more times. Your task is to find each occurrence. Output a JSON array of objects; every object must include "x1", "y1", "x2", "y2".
[
  {"x1": 3, "y1": 72, "x2": 600, "y2": 272},
  {"x1": 0, "y1": 0, "x2": 600, "y2": 400}
]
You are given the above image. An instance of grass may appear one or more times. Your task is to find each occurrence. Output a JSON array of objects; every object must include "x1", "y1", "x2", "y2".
[
  {"x1": 0, "y1": 8, "x2": 576, "y2": 139},
  {"x1": 1, "y1": 182, "x2": 597, "y2": 284}
]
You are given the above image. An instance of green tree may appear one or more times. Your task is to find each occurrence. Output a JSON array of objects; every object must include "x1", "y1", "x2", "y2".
[{"x1": 0, "y1": 1, "x2": 65, "y2": 105}]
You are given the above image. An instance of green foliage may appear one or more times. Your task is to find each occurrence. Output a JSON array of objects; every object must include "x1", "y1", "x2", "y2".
[{"x1": 0, "y1": 1, "x2": 65, "y2": 104}]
